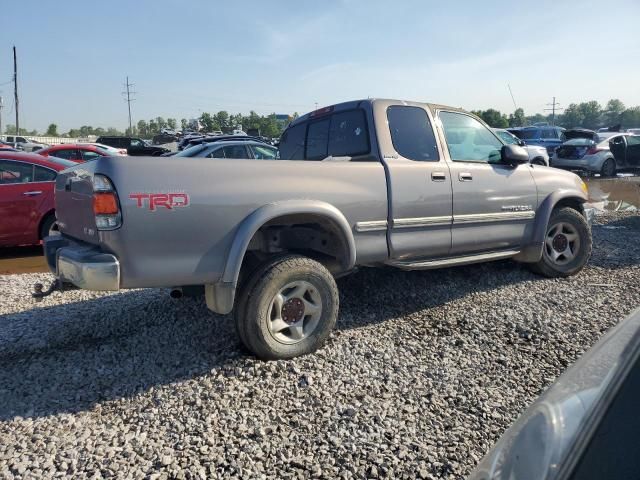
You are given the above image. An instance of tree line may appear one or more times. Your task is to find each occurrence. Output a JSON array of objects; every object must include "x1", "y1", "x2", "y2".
[
  {"x1": 4, "y1": 98, "x2": 640, "y2": 138},
  {"x1": 471, "y1": 98, "x2": 640, "y2": 129}
]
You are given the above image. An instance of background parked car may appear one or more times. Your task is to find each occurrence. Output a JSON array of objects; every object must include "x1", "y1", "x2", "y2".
[
  {"x1": 1, "y1": 136, "x2": 48, "y2": 152},
  {"x1": 175, "y1": 140, "x2": 279, "y2": 159},
  {"x1": 509, "y1": 125, "x2": 565, "y2": 156},
  {"x1": 95, "y1": 136, "x2": 169, "y2": 156},
  {"x1": 0, "y1": 152, "x2": 76, "y2": 247},
  {"x1": 492, "y1": 129, "x2": 549, "y2": 165},
  {"x1": 179, "y1": 134, "x2": 271, "y2": 151},
  {"x1": 551, "y1": 133, "x2": 640, "y2": 176},
  {"x1": 37, "y1": 144, "x2": 120, "y2": 163}
]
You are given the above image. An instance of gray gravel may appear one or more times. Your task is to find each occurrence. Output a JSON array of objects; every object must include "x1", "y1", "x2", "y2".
[{"x1": 1, "y1": 211, "x2": 639, "y2": 479}]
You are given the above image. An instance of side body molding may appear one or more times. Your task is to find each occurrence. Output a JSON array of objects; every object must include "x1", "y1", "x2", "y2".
[{"x1": 206, "y1": 200, "x2": 357, "y2": 314}]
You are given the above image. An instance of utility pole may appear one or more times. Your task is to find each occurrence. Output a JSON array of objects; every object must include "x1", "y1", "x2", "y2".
[
  {"x1": 544, "y1": 97, "x2": 563, "y2": 126},
  {"x1": 122, "y1": 76, "x2": 136, "y2": 134},
  {"x1": 0, "y1": 96, "x2": 4, "y2": 135},
  {"x1": 13, "y1": 46, "x2": 19, "y2": 135}
]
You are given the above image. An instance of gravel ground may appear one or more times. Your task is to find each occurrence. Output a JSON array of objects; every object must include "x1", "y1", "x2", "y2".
[{"x1": 0, "y1": 211, "x2": 638, "y2": 480}]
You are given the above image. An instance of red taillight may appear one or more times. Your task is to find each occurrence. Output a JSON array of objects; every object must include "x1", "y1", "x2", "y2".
[
  {"x1": 309, "y1": 106, "x2": 334, "y2": 118},
  {"x1": 93, "y1": 192, "x2": 119, "y2": 215},
  {"x1": 586, "y1": 147, "x2": 603, "y2": 155},
  {"x1": 92, "y1": 174, "x2": 121, "y2": 230}
]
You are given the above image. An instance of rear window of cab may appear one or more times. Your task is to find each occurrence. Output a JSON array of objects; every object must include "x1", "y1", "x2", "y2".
[{"x1": 279, "y1": 109, "x2": 370, "y2": 160}]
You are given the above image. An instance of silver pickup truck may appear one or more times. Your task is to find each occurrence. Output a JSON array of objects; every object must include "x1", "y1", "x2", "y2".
[{"x1": 41, "y1": 99, "x2": 593, "y2": 359}]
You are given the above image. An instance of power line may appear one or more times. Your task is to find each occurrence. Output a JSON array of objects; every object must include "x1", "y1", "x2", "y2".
[
  {"x1": 544, "y1": 96, "x2": 563, "y2": 125},
  {"x1": 122, "y1": 76, "x2": 136, "y2": 134}
]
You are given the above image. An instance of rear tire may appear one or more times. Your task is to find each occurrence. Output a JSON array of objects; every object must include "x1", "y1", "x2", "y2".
[
  {"x1": 234, "y1": 254, "x2": 339, "y2": 360},
  {"x1": 600, "y1": 158, "x2": 616, "y2": 177},
  {"x1": 529, "y1": 207, "x2": 591, "y2": 278}
]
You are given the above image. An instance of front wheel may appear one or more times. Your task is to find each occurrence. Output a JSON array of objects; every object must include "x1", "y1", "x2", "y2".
[
  {"x1": 234, "y1": 254, "x2": 339, "y2": 360},
  {"x1": 529, "y1": 207, "x2": 592, "y2": 278},
  {"x1": 600, "y1": 158, "x2": 616, "y2": 177}
]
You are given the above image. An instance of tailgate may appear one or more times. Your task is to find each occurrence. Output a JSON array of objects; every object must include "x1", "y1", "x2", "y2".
[{"x1": 55, "y1": 162, "x2": 100, "y2": 244}]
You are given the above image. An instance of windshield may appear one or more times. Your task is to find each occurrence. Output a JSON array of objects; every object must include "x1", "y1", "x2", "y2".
[
  {"x1": 175, "y1": 144, "x2": 208, "y2": 157},
  {"x1": 519, "y1": 129, "x2": 539, "y2": 140},
  {"x1": 495, "y1": 130, "x2": 518, "y2": 145}
]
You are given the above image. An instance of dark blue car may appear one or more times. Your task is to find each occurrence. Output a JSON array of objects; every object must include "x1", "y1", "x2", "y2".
[{"x1": 509, "y1": 126, "x2": 565, "y2": 155}]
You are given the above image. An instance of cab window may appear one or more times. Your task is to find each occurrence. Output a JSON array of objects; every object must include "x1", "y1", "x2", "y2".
[
  {"x1": 251, "y1": 145, "x2": 278, "y2": 159},
  {"x1": 439, "y1": 111, "x2": 502, "y2": 163}
]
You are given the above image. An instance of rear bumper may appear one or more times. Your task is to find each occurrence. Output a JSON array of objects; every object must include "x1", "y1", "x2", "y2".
[{"x1": 44, "y1": 236, "x2": 120, "y2": 291}]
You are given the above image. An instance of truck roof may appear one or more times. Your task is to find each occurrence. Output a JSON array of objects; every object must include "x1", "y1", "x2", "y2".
[{"x1": 289, "y1": 98, "x2": 470, "y2": 128}]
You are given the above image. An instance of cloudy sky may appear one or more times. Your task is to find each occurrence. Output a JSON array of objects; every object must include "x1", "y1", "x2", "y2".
[{"x1": 2, "y1": 0, "x2": 639, "y2": 132}]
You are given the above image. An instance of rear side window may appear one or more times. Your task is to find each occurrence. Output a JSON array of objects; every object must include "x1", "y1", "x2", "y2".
[
  {"x1": 279, "y1": 123, "x2": 307, "y2": 160},
  {"x1": 328, "y1": 110, "x2": 369, "y2": 157},
  {"x1": 306, "y1": 119, "x2": 330, "y2": 160},
  {"x1": 34, "y1": 166, "x2": 57, "y2": 181},
  {"x1": 541, "y1": 129, "x2": 557, "y2": 139},
  {"x1": 0, "y1": 160, "x2": 33, "y2": 184},
  {"x1": 387, "y1": 106, "x2": 439, "y2": 161},
  {"x1": 280, "y1": 109, "x2": 370, "y2": 160}
]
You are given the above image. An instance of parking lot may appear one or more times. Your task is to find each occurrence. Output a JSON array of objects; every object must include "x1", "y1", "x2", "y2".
[{"x1": 1, "y1": 201, "x2": 638, "y2": 478}]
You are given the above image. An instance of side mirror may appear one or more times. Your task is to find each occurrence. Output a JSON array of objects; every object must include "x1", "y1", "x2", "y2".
[
  {"x1": 501, "y1": 144, "x2": 529, "y2": 166},
  {"x1": 518, "y1": 139, "x2": 526, "y2": 147}
]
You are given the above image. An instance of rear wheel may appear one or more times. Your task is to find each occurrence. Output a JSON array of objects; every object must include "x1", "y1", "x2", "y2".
[
  {"x1": 529, "y1": 207, "x2": 592, "y2": 278},
  {"x1": 234, "y1": 254, "x2": 339, "y2": 360},
  {"x1": 600, "y1": 158, "x2": 616, "y2": 177}
]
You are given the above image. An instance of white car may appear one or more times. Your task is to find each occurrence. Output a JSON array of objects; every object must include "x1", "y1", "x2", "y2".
[
  {"x1": 551, "y1": 133, "x2": 640, "y2": 176},
  {"x1": 1, "y1": 135, "x2": 48, "y2": 152},
  {"x1": 82, "y1": 143, "x2": 127, "y2": 156},
  {"x1": 493, "y1": 129, "x2": 549, "y2": 166}
]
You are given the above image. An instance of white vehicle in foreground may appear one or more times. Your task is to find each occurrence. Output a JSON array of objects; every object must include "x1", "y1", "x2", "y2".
[
  {"x1": 551, "y1": 133, "x2": 640, "y2": 176},
  {"x1": 493, "y1": 129, "x2": 549, "y2": 166}
]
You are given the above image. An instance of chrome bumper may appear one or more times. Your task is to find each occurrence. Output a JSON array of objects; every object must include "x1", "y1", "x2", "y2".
[{"x1": 44, "y1": 236, "x2": 120, "y2": 291}]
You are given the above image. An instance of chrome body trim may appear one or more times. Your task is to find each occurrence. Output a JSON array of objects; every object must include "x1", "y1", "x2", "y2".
[
  {"x1": 354, "y1": 220, "x2": 388, "y2": 232},
  {"x1": 454, "y1": 211, "x2": 535, "y2": 224},
  {"x1": 394, "y1": 216, "x2": 453, "y2": 228},
  {"x1": 387, "y1": 249, "x2": 521, "y2": 270}
]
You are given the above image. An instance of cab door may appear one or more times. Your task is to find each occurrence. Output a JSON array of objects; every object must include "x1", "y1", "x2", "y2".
[
  {"x1": 437, "y1": 111, "x2": 538, "y2": 255},
  {"x1": 379, "y1": 103, "x2": 453, "y2": 260}
]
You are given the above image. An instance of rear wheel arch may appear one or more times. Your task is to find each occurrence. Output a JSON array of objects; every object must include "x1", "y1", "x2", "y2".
[
  {"x1": 222, "y1": 200, "x2": 356, "y2": 285},
  {"x1": 38, "y1": 209, "x2": 57, "y2": 239}
]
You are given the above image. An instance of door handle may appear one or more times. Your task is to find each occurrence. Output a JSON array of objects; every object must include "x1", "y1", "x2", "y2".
[
  {"x1": 458, "y1": 172, "x2": 473, "y2": 182},
  {"x1": 23, "y1": 191, "x2": 43, "y2": 196},
  {"x1": 431, "y1": 171, "x2": 446, "y2": 181}
]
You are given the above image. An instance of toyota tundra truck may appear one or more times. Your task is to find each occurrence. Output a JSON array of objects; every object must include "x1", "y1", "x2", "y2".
[{"x1": 41, "y1": 99, "x2": 594, "y2": 359}]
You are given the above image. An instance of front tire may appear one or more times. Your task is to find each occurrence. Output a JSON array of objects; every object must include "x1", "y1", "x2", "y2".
[
  {"x1": 529, "y1": 207, "x2": 592, "y2": 278},
  {"x1": 600, "y1": 158, "x2": 616, "y2": 177},
  {"x1": 234, "y1": 254, "x2": 339, "y2": 360}
]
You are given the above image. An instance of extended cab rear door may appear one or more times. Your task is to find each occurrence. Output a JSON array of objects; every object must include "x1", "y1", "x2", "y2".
[
  {"x1": 436, "y1": 110, "x2": 537, "y2": 255},
  {"x1": 375, "y1": 102, "x2": 453, "y2": 260}
]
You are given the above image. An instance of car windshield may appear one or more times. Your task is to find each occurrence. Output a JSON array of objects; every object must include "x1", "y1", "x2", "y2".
[
  {"x1": 495, "y1": 130, "x2": 518, "y2": 145},
  {"x1": 47, "y1": 156, "x2": 78, "y2": 168},
  {"x1": 175, "y1": 144, "x2": 208, "y2": 157}
]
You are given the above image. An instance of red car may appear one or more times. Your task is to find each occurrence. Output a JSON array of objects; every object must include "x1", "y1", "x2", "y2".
[
  {"x1": 0, "y1": 152, "x2": 76, "y2": 247},
  {"x1": 37, "y1": 143, "x2": 118, "y2": 163}
]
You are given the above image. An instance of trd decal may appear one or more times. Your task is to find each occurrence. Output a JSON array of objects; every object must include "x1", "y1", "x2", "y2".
[{"x1": 129, "y1": 192, "x2": 190, "y2": 211}]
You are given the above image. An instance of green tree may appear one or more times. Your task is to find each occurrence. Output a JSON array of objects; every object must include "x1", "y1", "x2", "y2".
[
  {"x1": 137, "y1": 120, "x2": 149, "y2": 137},
  {"x1": 45, "y1": 124, "x2": 58, "y2": 136},
  {"x1": 604, "y1": 99, "x2": 625, "y2": 126},
  {"x1": 215, "y1": 111, "x2": 230, "y2": 130},
  {"x1": 180, "y1": 118, "x2": 188, "y2": 130},
  {"x1": 508, "y1": 108, "x2": 525, "y2": 127},
  {"x1": 560, "y1": 104, "x2": 584, "y2": 128},
  {"x1": 620, "y1": 107, "x2": 640, "y2": 129},
  {"x1": 199, "y1": 112, "x2": 220, "y2": 132},
  {"x1": 474, "y1": 109, "x2": 508, "y2": 128},
  {"x1": 167, "y1": 118, "x2": 177, "y2": 130},
  {"x1": 578, "y1": 101, "x2": 602, "y2": 129},
  {"x1": 155, "y1": 117, "x2": 167, "y2": 131},
  {"x1": 148, "y1": 119, "x2": 158, "y2": 135}
]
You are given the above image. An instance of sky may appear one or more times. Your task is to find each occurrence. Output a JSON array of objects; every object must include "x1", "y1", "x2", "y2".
[{"x1": 1, "y1": 0, "x2": 640, "y2": 133}]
